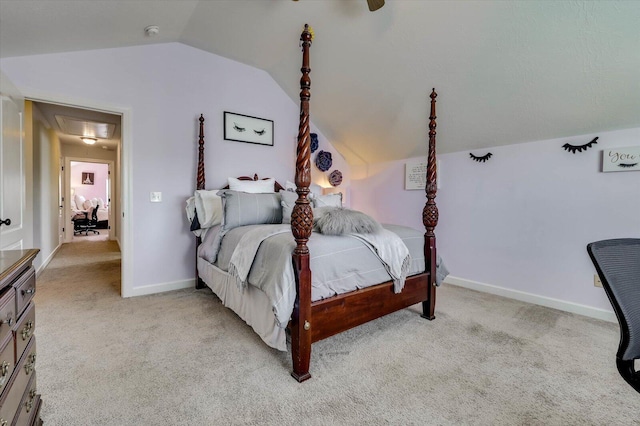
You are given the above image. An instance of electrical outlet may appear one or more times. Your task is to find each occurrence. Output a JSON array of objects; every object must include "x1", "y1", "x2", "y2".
[{"x1": 594, "y1": 274, "x2": 603, "y2": 288}]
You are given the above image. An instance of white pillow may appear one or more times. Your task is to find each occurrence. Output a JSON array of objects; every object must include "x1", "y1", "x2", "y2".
[
  {"x1": 97, "y1": 198, "x2": 105, "y2": 208},
  {"x1": 91, "y1": 198, "x2": 99, "y2": 207},
  {"x1": 75, "y1": 194, "x2": 86, "y2": 210},
  {"x1": 194, "y1": 190, "x2": 223, "y2": 228},
  {"x1": 285, "y1": 180, "x2": 321, "y2": 197},
  {"x1": 313, "y1": 193, "x2": 342, "y2": 208},
  {"x1": 228, "y1": 177, "x2": 275, "y2": 193},
  {"x1": 83, "y1": 199, "x2": 93, "y2": 210}
]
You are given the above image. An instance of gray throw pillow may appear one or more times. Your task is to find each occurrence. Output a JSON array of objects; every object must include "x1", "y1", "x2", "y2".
[
  {"x1": 218, "y1": 190, "x2": 282, "y2": 231},
  {"x1": 314, "y1": 207, "x2": 382, "y2": 235},
  {"x1": 280, "y1": 190, "x2": 298, "y2": 224}
]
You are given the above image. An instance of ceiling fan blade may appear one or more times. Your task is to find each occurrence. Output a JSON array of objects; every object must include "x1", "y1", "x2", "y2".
[{"x1": 367, "y1": 0, "x2": 385, "y2": 12}]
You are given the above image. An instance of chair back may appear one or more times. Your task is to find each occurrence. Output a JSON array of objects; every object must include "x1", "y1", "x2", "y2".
[
  {"x1": 587, "y1": 238, "x2": 640, "y2": 361},
  {"x1": 588, "y1": 238, "x2": 640, "y2": 393},
  {"x1": 90, "y1": 203, "x2": 99, "y2": 223}
]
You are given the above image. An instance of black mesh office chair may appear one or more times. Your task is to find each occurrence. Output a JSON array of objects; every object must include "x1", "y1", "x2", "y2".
[
  {"x1": 587, "y1": 238, "x2": 640, "y2": 393},
  {"x1": 73, "y1": 203, "x2": 100, "y2": 236}
]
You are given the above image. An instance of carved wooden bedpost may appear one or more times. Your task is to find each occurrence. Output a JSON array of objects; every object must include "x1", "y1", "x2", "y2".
[
  {"x1": 195, "y1": 114, "x2": 207, "y2": 289},
  {"x1": 197, "y1": 114, "x2": 206, "y2": 191},
  {"x1": 422, "y1": 89, "x2": 438, "y2": 319},
  {"x1": 290, "y1": 24, "x2": 314, "y2": 382}
]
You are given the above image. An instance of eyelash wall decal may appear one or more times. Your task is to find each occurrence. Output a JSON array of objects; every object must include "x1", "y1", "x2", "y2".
[
  {"x1": 233, "y1": 123, "x2": 246, "y2": 132},
  {"x1": 562, "y1": 136, "x2": 598, "y2": 154},
  {"x1": 254, "y1": 129, "x2": 266, "y2": 136},
  {"x1": 618, "y1": 162, "x2": 638, "y2": 168},
  {"x1": 469, "y1": 152, "x2": 492, "y2": 163}
]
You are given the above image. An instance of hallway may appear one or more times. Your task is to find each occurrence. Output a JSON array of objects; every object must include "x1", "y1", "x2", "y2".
[{"x1": 38, "y1": 240, "x2": 120, "y2": 294}]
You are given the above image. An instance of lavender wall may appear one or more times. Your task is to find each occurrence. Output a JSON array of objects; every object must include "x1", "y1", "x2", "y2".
[
  {"x1": 1, "y1": 43, "x2": 349, "y2": 294},
  {"x1": 351, "y1": 127, "x2": 640, "y2": 315}
]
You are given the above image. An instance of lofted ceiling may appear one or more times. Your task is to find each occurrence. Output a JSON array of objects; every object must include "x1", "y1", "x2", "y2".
[{"x1": 1, "y1": 1, "x2": 639, "y2": 165}]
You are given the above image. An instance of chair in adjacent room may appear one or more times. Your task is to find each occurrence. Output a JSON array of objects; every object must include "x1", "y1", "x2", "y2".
[
  {"x1": 587, "y1": 238, "x2": 640, "y2": 393},
  {"x1": 73, "y1": 203, "x2": 100, "y2": 236}
]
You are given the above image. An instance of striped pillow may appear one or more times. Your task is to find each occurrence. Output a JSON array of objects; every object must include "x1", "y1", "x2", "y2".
[{"x1": 218, "y1": 190, "x2": 282, "y2": 231}]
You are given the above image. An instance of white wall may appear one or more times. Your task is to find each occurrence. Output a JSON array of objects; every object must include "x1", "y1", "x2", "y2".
[
  {"x1": 351, "y1": 127, "x2": 640, "y2": 317},
  {"x1": 31, "y1": 102, "x2": 61, "y2": 271},
  {"x1": 0, "y1": 43, "x2": 349, "y2": 295}
]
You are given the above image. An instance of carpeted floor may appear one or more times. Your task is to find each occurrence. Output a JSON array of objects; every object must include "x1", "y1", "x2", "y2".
[{"x1": 34, "y1": 241, "x2": 639, "y2": 425}]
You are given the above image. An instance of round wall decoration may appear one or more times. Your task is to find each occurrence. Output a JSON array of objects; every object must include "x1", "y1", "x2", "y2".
[
  {"x1": 310, "y1": 133, "x2": 319, "y2": 153},
  {"x1": 315, "y1": 150, "x2": 332, "y2": 172},
  {"x1": 328, "y1": 170, "x2": 343, "y2": 187}
]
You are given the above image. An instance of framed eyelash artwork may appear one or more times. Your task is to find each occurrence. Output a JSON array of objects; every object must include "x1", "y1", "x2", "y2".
[
  {"x1": 223, "y1": 112, "x2": 274, "y2": 146},
  {"x1": 602, "y1": 146, "x2": 640, "y2": 173}
]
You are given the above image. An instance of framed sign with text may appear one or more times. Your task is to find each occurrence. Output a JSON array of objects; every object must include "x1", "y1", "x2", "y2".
[
  {"x1": 602, "y1": 146, "x2": 640, "y2": 172},
  {"x1": 405, "y1": 159, "x2": 441, "y2": 190}
]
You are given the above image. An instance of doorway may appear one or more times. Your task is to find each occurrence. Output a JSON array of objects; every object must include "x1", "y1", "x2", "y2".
[
  {"x1": 28, "y1": 99, "x2": 125, "y2": 294},
  {"x1": 68, "y1": 159, "x2": 114, "y2": 242}
]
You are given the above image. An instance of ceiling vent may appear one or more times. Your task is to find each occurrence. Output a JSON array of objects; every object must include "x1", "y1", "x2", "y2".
[{"x1": 54, "y1": 115, "x2": 116, "y2": 139}]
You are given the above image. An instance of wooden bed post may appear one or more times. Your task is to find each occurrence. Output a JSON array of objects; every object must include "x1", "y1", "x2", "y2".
[
  {"x1": 290, "y1": 24, "x2": 314, "y2": 382},
  {"x1": 422, "y1": 89, "x2": 438, "y2": 319},
  {"x1": 195, "y1": 114, "x2": 207, "y2": 289}
]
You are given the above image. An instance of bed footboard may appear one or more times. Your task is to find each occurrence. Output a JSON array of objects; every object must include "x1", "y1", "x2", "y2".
[{"x1": 289, "y1": 25, "x2": 439, "y2": 381}]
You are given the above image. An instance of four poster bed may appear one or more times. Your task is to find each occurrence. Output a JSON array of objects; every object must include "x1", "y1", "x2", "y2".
[{"x1": 191, "y1": 25, "x2": 440, "y2": 382}]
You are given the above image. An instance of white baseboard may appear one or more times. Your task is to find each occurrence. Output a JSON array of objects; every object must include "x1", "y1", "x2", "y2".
[
  {"x1": 122, "y1": 278, "x2": 195, "y2": 298},
  {"x1": 444, "y1": 276, "x2": 616, "y2": 323},
  {"x1": 36, "y1": 243, "x2": 62, "y2": 277}
]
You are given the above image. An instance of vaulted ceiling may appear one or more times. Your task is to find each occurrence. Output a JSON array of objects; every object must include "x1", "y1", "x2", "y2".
[{"x1": 1, "y1": 1, "x2": 639, "y2": 165}]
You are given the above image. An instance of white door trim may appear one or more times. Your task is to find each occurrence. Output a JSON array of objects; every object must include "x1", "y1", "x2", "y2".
[{"x1": 22, "y1": 90, "x2": 132, "y2": 298}]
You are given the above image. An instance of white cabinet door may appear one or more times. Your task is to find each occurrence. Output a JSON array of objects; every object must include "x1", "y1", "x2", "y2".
[{"x1": 0, "y1": 74, "x2": 26, "y2": 250}]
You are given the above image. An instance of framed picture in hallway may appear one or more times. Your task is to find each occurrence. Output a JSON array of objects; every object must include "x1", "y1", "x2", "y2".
[{"x1": 82, "y1": 172, "x2": 94, "y2": 185}]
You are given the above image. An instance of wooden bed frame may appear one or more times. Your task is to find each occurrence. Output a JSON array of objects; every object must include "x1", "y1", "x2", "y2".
[{"x1": 195, "y1": 24, "x2": 439, "y2": 382}]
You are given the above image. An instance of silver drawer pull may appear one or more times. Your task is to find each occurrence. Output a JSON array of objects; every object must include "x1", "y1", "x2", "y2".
[
  {"x1": 1, "y1": 418, "x2": 8, "y2": 426},
  {"x1": 21, "y1": 320, "x2": 34, "y2": 340},
  {"x1": 0, "y1": 361, "x2": 9, "y2": 376},
  {"x1": 22, "y1": 288, "x2": 35, "y2": 295},
  {"x1": 0, "y1": 316, "x2": 13, "y2": 326}
]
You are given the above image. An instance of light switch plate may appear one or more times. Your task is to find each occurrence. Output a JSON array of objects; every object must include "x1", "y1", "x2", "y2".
[{"x1": 150, "y1": 192, "x2": 162, "y2": 202}]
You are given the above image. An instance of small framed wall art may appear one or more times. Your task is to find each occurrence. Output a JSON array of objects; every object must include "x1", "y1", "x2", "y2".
[
  {"x1": 82, "y1": 172, "x2": 94, "y2": 185},
  {"x1": 602, "y1": 146, "x2": 640, "y2": 172},
  {"x1": 223, "y1": 112, "x2": 274, "y2": 146}
]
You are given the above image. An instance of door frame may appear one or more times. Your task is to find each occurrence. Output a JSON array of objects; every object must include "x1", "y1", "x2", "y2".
[
  {"x1": 23, "y1": 90, "x2": 132, "y2": 298},
  {"x1": 65, "y1": 157, "x2": 115, "y2": 243}
]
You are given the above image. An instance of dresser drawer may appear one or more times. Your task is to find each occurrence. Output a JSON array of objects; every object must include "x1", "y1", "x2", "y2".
[
  {"x1": 0, "y1": 337, "x2": 35, "y2": 426},
  {"x1": 0, "y1": 333, "x2": 14, "y2": 396},
  {"x1": 13, "y1": 267, "x2": 35, "y2": 319},
  {"x1": 13, "y1": 371, "x2": 38, "y2": 426},
  {"x1": 13, "y1": 304, "x2": 34, "y2": 365},
  {"x1": 0, "y1": 289, "x2": 16, "y2": 345}
]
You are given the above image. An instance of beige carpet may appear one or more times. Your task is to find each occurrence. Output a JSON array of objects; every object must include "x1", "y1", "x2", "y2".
[
  {"x1": 71, "y1": 230, "x2": 109, "y2": 243},
  {"x1": 34, "y1": 241, "x2": 639, "y2": 425}
]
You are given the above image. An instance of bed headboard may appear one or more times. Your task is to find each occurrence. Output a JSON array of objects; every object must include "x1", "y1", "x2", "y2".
[{"x1": 223, "y1": 174, "x2": 284, "y2": 192}]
